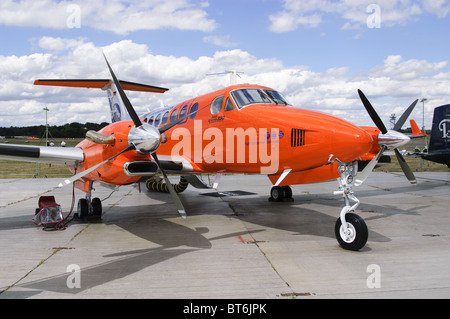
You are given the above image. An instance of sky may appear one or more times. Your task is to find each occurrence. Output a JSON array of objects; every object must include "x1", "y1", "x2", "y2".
[{"x1": 0, "y1": 0, "x2": 449, "y2": 130}]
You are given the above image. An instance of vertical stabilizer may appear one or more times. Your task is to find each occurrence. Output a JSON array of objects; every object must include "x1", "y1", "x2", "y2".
[
  {"x1": 428, "y1": 104, "x2": 450, "y2": 152},
  {"x1": 103, "y1": 81, "x2": 128, "y2": 123},
  {"x1": 422, "y1": 104, "x2": 450, "y2": 167}
]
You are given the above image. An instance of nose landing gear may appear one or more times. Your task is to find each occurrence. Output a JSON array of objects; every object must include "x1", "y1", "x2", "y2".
[{"x1": 333, "y1": 161, "x2": 368, "y2": 251}]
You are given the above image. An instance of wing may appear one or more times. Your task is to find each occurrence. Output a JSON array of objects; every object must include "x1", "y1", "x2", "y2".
[{"x1": 0, "y1": 144, "x2": 84, "y2": 166}]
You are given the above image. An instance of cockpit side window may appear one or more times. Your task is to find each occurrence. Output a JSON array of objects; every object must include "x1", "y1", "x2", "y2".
[
  {"x1": 224, "y1": 97, "x2": 235, "y2": 112},
  {"x1": 210, "y1": 95, "x2": 224, "y2": 114}
]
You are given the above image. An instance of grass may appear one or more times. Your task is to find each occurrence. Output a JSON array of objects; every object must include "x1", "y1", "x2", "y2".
[
  {"x1": 373, "y1": 139, "x2": 449, "y2": 173},
  {"x1": 0, "y1": 138, "x2": 82, "y2": 178}
]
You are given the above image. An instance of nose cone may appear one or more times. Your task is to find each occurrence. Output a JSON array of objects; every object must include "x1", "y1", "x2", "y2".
[{"x1": 331, "y1": 123, "x2": 374, "y2": 163}]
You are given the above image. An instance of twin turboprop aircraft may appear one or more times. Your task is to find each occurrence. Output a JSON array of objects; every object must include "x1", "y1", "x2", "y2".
[{"x1": 0, "y1": 56, "x2": 421, "y2": 251}]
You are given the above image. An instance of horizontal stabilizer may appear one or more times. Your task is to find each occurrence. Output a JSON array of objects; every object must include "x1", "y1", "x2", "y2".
[{"x1": 34, "y1": 79, "x2": 169, "y2": 93}]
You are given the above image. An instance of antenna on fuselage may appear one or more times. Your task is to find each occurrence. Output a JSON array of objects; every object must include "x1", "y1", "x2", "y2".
[{"x1": 206, "y1": 71, "x2": 244, "y2": 85}]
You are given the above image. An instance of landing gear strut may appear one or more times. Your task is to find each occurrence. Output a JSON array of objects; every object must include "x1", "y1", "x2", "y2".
[
  {"x1": 76, "y1": 180, "x2": 102, "y2": 219},
  {"x1": 334, "y1": 161, "x2": 368, "y2": 251}
]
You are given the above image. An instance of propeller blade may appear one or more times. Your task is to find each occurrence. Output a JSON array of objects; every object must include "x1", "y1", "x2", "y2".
[
  {"x1": 58, "y1": 145, "x2": 135, "y2": 187},
  {"x1": 358, "y1": 89, "x2": 387, "y2": 134},
  {"x1": 355, "y1": 146, "x2": 386, "y2": 186},
  {"x1": 103, "y1": 54, "x2": 142, "y2": 128},
  {"x1": 394, "y1": 148, "x2": 417, "y2": 184},
  {"x1": 393, "y1": 99, "x2": 419, "y2": 131},
  {"x1": 151, "y1": 152, "x2": 187, "y2": 219}
]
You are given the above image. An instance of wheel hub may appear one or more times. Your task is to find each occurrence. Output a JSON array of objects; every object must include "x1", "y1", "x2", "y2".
[{"x1": 340, "y1": 223, "x2": 356, "y2": 243}]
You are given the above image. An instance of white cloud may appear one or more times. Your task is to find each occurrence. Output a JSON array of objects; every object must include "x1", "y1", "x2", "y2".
[
  {"x1": 203, "y1": 35, "x2": 238, "y2": 48},
  {"x1": 421, "y1": 0, "x2": 450, "y2": 18},
  {"x1": 37, "y1": 36, "x2": 86, "y2": 52},
  {"x1": 268, "y1": 0, "x2": 447, "y2": 32},
  {"x1": 0, "y1": 0, "x2": 217, "y2": 34},
  {"x1": 0, "y1": 38, "x2": 449, "y2": 130}
]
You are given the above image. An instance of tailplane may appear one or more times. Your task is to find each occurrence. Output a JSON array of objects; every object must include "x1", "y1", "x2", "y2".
[{"x1": 34, "y1": 79, "x2": 169, "y2": 123}]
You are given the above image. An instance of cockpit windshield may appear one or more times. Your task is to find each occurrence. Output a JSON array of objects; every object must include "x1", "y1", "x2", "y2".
[{"x1": 230, "y1": 88, "x2": 289, "y2": 109}]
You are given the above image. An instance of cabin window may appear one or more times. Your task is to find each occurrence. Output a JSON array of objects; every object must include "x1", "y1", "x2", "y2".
[
  {"x1": 210, "y1": 95, "x2": 224, "y2": 114},
  {"x1": 161, "y1": 111, "x2": 169, "y2": 125},
  {"x1": 179, "y1": 105, "x2": 188, "y2": 119},
  {"x1": 154, "y1": 113, "x2": 161, "y2": 127},
  {"x1": 189, "y1": 102, "x2": 199, "y2": 119},
  {"x1": 170, "y1": 108, "x2": 178, "y2": 123}
]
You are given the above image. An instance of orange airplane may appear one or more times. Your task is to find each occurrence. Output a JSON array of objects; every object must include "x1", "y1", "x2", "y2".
[{"x1": 0, "y1": 55, "x2": 419, "y2": 251}]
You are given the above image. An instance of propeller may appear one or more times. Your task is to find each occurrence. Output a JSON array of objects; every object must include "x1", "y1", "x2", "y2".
[
  {"x1": 356, "y1": 90, "x2": 418, "y2": 185},
  {"x1": 58, "y1": 54, "x2": 206, "y2": 219}
]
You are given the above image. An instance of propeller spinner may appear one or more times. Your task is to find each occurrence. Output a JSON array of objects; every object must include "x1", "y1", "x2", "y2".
[{"x1": 59, "y1": 55, "x2": 193, "y2": 219}]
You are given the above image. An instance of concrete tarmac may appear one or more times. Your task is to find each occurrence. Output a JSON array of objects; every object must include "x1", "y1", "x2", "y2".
[{"x1": 0, "y1": 172, "x2": 449, "y2": 299}]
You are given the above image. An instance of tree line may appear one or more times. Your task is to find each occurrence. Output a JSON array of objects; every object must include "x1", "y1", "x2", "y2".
[{"x1": 0, "y1": 122, "x2": 110, "y2": 138}]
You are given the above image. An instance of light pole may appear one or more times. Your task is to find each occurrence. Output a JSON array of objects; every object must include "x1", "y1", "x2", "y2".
[
  {"x1": 420, "y1": 98, "x2": 428, "y2": 152},
  {"x1": 43, "y1": 107, "x2": 49, "y2": 146},
  {"x1": 420, "y1": 98, "x2": 427, "y2": 132}
]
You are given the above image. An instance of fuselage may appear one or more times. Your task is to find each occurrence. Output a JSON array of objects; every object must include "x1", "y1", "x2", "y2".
[{"x1": 74, "y1": 84, "x2": 374, "y2": 188}]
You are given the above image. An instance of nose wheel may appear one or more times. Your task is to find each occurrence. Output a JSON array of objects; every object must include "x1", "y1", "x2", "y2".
[
  {"x1": 334, "y1": 161, "x2": 368, "y2": 251},
  {"x1": 335, "y1": 212, "x2": 368, "y2": 251}
]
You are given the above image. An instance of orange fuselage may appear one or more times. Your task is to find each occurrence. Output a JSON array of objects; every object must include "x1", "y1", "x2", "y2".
[{"x1": 73, "y1": 84, "x2": 376, "y2": 192}]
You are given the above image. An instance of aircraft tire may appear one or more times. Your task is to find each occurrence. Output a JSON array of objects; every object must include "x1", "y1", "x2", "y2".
[
  {"x1": 270, "y1": 186, "x2": 285, "y2": 201},
  {"x1": 77, "y1": 198, "x2": 88, "y2": 219},
  {"x1": 281, "y1": 186, "x2": 292, "y2": 198},
  {"x1": 335, "y1": 213, "x2": 368, "y2": 251},
  {"x1": 92, "y1": 197, "x2": 102, "y2": 216}
]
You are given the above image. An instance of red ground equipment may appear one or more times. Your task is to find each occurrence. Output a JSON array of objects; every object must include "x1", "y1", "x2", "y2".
[{"x1": 32, "y1": 196, "x2": 64, "y2": 229}]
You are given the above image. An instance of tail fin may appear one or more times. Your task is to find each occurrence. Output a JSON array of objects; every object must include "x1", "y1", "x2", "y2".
[
  {"x1": 410, "y1": 119, "x2": 427, "y2": 137},
  {"x1": 428, "y1": 104, "x2": 450, "y2": 152},
  {"x1": 34, "y1": 79, "x2": 168, "y2": 123}
]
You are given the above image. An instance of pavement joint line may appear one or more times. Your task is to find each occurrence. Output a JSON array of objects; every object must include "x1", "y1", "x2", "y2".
[
  {"x1": 224, "y1": 200, "x2": 293, "y2": 293},
  {"x1": 0, "y1": 186, "x2": 131, "y2": 294},
  {"x1": 0, "y1": 223, "x2": 90, "y2": 295}
]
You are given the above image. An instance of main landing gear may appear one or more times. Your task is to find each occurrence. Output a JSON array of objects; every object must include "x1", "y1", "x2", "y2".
[
  {"x1": 269, "y1": 185, "x2": 293, "y2": 202},
  {"x1": 76, "y1": 180, "x2": 102, "y2": 219},
  {"x1": 333, "y1": 161, "x2": 368, "y2": 251}
]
